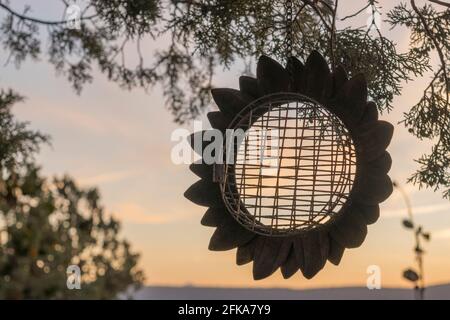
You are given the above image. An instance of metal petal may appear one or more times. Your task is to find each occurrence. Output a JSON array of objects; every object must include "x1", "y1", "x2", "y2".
[
  {"x1": 334, "y1": 73, "x2": 368, "y2": 124},
  {"x1": 360, "y1": 101, "x2": 378, "y2": 125},
  {"x1": 256, "y1": 55, "x2": 290, "y2": 95},
  {"x1": 304, "y1": 50, "x2": 330, "y2": 100},
  {"x1": 353, "y1": 173, "x2": 393, "y2": 205},
  {"x1": 357, "y1": 120, "x2": 394, "y2": 162},
  {"x1": 184, "y1": 180, "x2": 222, "y2": 207},
  {"x1": 352, "y1": 203, "x2": 380, "y2": 225},
  {"x1": 323, "y1": 73, "x2": 334, "y2": 100},
  {"x1": 209, "y1": 216, "x2": 256, "y2": 251},
  {"x1": 286, "y1": 56, "x2": 305, "y2": 93},
  {"x1": 187, "y1": 130, "x2": 217, "y2": 156},
  {"x1": 280, "y1": 247, "x2": 299, "y2": 279},
  {"x1": 300, "y1": 230, "x2": 330, "y2": 279},
  {"x1": 356, "y1": 153, "x2": 392, "y2": 206},
  {"x1": 293, "y1": 236, "x2": 305, "y2": 271},
  {"x1": 211, "y1": 88, "x2": 252, "y2": 117},
  {"x1": 333, "y1": 65, "x2": 348, "y2": 92},
  {"x1": 236, "y1": 238, "x2": 257, "y2": 265},
  {"x1": 189, "y1": 161, "x2": 213, "y2": 180},
  {"x1": 329, "y1": 210, "x2": 368, "y2": 248},
  {"x1": 252, "y1": 238, "x2": 292, "y2": 280},
  {"x1": 328, "y1": 237, "x2": 345, "y2": 265},
  {"x1": 207, "y1": 111, "x2": 230, "y2": 132},
  {"x1": 239, "y1": 76, "x2": 260, "y2": 98},
  {"x1": 201, "y1": 206, "x2": 228, "y2": 227},
  {"x1": 366, "y1": 151, "x2": 392, "y2": 174},
  {"x1": 252, "y1": 237, "x2": 280, "y2": 280}
]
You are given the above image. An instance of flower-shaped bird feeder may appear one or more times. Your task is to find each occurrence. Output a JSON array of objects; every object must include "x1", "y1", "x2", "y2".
[{"x1": 185, "y1": 51, "x2": 394, "y2": 280}]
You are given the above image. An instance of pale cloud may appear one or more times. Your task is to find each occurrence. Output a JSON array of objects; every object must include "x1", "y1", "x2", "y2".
[
  {"x1": 382, "y1": 203, "x2": 450, "y2": 218},
  {"x1": 78, "y1": 170, "x2": 140, "y2": 186},
  {"x1": 388, "y1": 184, "x2": 419, "y2": 202},
  {"x1": 433, "y1": 228, "x2": 450, "y2": 239},
  {"x1": 112, "y1": 202, "x2": 197, "y2": 225},
  {"x1": 33, "y1": 103, "x2": 106, "y2": 134},
  {"x1": 19, "y1": 102, "x2": 145, "y2": 139}
]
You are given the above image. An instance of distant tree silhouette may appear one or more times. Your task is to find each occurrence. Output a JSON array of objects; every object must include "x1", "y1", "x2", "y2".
[
  {"x1": 0, "y1": 0, "x2": 449, "y2": 198},
  {"x1": 0, "y1": 90, "x2": 144, "y2": 299}
]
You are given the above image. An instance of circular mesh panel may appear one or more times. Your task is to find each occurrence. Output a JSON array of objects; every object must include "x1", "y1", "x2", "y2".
[{"x1": 220, "y1": 93, "x2": 357, "y2": 236}]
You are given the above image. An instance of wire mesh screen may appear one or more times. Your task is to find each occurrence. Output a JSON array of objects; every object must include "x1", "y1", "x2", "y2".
[{"x1": 221, "y1": 94, "x2": 357, "y2": 236}]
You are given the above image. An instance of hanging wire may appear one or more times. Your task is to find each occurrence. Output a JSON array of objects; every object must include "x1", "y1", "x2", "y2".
[
  {"x1": 330, "y1": 0, "x2": 339, "y2": 72},
  {"x1": 285, "y1": 0, "x2": 294, "y2": 88},
  {"x1": 285, "y1": 0, "x2": 293, "y2": 60}
]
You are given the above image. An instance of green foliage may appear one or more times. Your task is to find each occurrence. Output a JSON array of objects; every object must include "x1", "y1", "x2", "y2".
[
  {"x1": 0, "y1": 91, "x2": 144, "y2": 299},
  {"x1": 334, "y1": 28, "x2": 429, "y2": 113},
  {"x1": 0, "y1": 0, "x2": 449, "y2": 197},
  {"x1": 388, "y1": 2, "x2": 450, "y2": 199},
  {"x1": 0, "y1": 14, "x2": 40, "y2": 67},
  {"x1": 92, "y1": 0, "x2": 160, "y2": 35},
  {"x1": 0, "y1": 89, "x2": 48, "y2": 170},
  {"x1": 0, "y1": 167, "x2": 144, "y2": 299}
]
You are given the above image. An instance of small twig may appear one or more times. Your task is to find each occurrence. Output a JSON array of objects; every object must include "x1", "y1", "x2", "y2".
[
  {"x1": 395, "y1": 182, "x2": 426, "y2": 300},
  {"x1": 137, "y1": 36, "x2": 144, "y2": 68},
  {"x1": 341, "y1": 3, "x2": 371, "y2": 21},
  {"x1": 0, "y1": 2, "x2": 97, "y2": 25},
  {"x1": 292, "y1": 2, "x2": 308, "y2": 23},
  {"x1": 302, "y1": 0, "x2": 332, "y2": 32},
  {"x1": 411, "y1": 0, "x2": 449, "y2": 106},
  {"x1": 330, "y1": 0, "x2": 338, "y2": 71},
  {"x1": 318, "y1": 0, "x2": 334, "y2": 13}
]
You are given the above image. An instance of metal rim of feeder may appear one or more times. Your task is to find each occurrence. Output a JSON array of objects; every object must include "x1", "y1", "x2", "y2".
[{"x1": 220, "y1": 93, "x2": 357, "y2": 237}]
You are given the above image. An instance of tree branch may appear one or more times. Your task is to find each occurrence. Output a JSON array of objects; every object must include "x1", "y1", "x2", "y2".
[
  {"x1": 411, "y1": 0, "x2": 449, "y2": 104},
  {"x1": 302, "y1": 0, "x2": 332, "y2": 32},
  {"x1": 341, "y1": 3, "x2": 371, "y2": 21},
  {"x1": 0, "y1": 3, "x2": 97, "y2": 25},
  {"x1": 428, "y1": 0, "x2": 450, "y2": 8}
]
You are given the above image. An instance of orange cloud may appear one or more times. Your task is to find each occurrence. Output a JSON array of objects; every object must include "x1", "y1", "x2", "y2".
[
  {"x1": 112, "y1": 202, "x2": 197, "y2": 225},
  {"x1": 78, "y1": 170, "x2": 140, "y2": 186}
]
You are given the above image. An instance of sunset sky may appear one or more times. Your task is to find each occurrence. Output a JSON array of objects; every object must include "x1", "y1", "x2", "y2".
[{"x1": 1, "y1": 0, "x2": 449, "y2": 289}]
